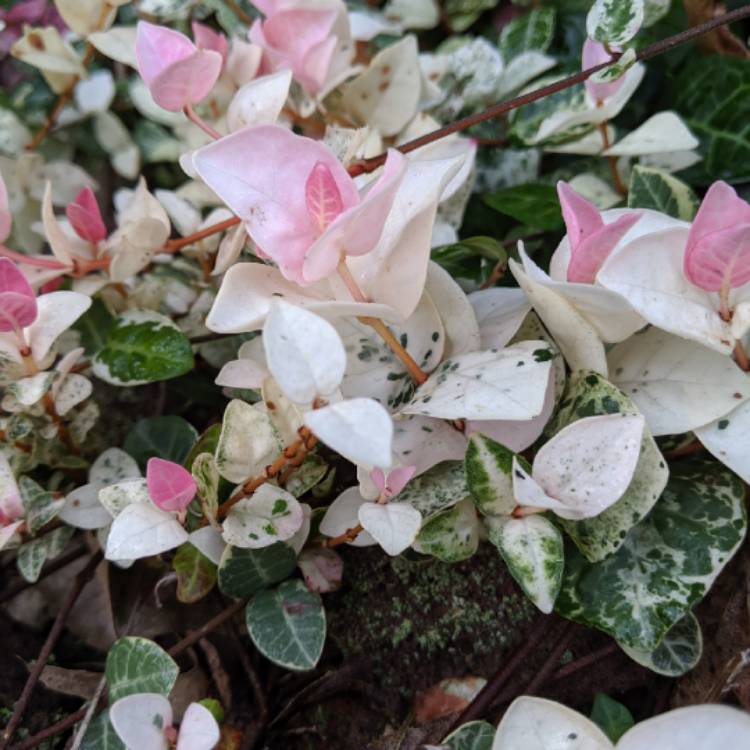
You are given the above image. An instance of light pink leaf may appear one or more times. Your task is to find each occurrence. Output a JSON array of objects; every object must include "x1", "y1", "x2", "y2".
[
  {"x1": 684, "y1": 181, "x2": 750, "y2": 291},
  {"x1": 136, "y1": 21, "x2": 195, "y2": 87},
  {"x1": 371, "y1": 465, "x2": 417, "y2": 498},
  {"x1": 191, "y1": 21, "x2": 228, "y2": 60},
  {"x1": 66, "y1": 187, "x2": 107, "y2": 244},
  {"x1": 298, "y1": 547, "x2": 344, "y2": 593},
  {"x1": 0, "y1": 258, "x2": 37, "y2": 332},
  {"x1": 146, "y1": 458, "x2": 197, "y2": 512},
  {"x1": 305, "y1": 161, "x2": 345, "y2": 233},
  {"x1": 558, "y1": 180, "x2": 603, "y2": 250},
  {"x1": 583, "y1": 39, "x2": 625, "y2": 102}
]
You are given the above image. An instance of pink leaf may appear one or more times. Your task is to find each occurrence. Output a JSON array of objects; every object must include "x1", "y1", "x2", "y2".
[
  {"x1": 66, "y1": 187, "x2": 107, "y2": 244},
  {"x1": 191, "y1": 21, "x2": 228, "y2": 61},
  {"x1": 146, "y1": 458, "x2": 197, "y2": 512},
  {"x1": 583, "y1": 39, "x2": 625, "y2": 103},
  {"x1": 298, "y1": 548, "x2": 343, "y2": 593},
  {"x1": 0, "y1": 258, "x2": 37, "y2": 332},
  {"x1": 305, "y1": 161, "x2": 345, "y2": 233},
  {"x1": 558, "y1": 181, "x2": 603, "y2": 250},
  {"x1": 684, "y1": 181, "x2": 750, "y2": 291},
  {"x1": 370, "y1": 465, "x2": 416, "y2": 498}
]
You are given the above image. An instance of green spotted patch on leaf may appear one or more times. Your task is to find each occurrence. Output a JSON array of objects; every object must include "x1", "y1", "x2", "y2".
[
  {"x1": 499, "y1": 8, "x2": 556, "y2": 60},
  {"x1": 105, "y1": 636, "x2": 179, "y2": 703},
  {"x1": 628, "y1": 166, "x2": 698, "y2": 221},
  {"x1": 586, "y1": 0, "x2": 644, "y2": 46},
  {"x1": 413, "y1": 497, "x2": 480, "y2": 563},
  {"x1": 92, "y1": 309, "x2": 194, "y2": 386},
  {"x1": 218, "y1": 542, "x2": 297, "y2": 599},
  {"x1": 556, "y1": 461, "x2": 746, "y2": 651},
  {"x1": 395, "y1": 461, "x2": 469, "y2": 521},
  {"x1": 444, "y1": 720, "x2": 495, "y2": 750},
  {"x1": 17, "y1": 526, "x2": 74, "y2": 583},
  {"x1": 80, "y1": 710, "x2": 125, "y2": 750},
  {"x1": 246, "y1": 579, "x2": 326, "y2": 672},
  {"x1": 546, "y1": 370, "x2": 669, "y2": 562}
]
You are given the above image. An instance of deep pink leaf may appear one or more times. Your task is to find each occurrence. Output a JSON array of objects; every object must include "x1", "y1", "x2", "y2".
[{"x1": 147, "y1": 457, "x2": 197, "y2": 512}]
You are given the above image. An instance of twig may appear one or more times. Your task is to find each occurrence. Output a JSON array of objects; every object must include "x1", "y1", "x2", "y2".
[
  {"x1": 597, "y1": 123, "x2": 627, "y2": 196},
  {"x1": 549, "y1": 642, "x2": 620, "y2": 682},
  {"x1": 0, "y1": 550, "x2": 103, "y2": 750},
  {"x1": 168, "y1": 598, "x2": 247, "y2": 657},
  {"x1": 163, "y1": 217, "x2": 241, "y2": 252},
  {"x1": 230, "y1": 619, "x2": 267, "y2": 750},
  {"x1": 69, "y1": 676, "x2": 106, "y2": 750},
  {"x1": 521, "y1": 621, "x2": 576, "y2": 695},
  {"x1": 325, "y1": 523, "x2": 364, "y2": 548}
]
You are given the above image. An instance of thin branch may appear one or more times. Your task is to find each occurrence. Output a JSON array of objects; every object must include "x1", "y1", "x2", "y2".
[
  {"x1": 520, "y1": 621, "x2": 576, "y2": 695},
  {"x1": 0, "y1": 550, "x2": 103, "y2": 750}
]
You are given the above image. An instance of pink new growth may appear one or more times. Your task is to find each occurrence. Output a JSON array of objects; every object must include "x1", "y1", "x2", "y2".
[
  {"x1": 135, "y1": 21, "x2": 223, "y2": 112},
  {"x1": 193, "y1": 125, "x2": 406, "y2": 284},
  {"x1": 371, "y1": 465, "x2": 416, "y2": 499},
  {"x1": 0, "y1": 258, "x2": 38, "y2": 333},
  {"x1": 146, "y1": 458, "x2": 197, "y2": 512},
  {"x1": 684, "y1": 181, "x2": 750, "y2": 299},
  {"x1": 191, "y1": 21, "x2": 228, "y2": 63},
  {"x1": 583, "y1": 39, "x2": 625, "y2": 103},
  {"x1": 558, "y1": 181, "x2": 641, "y2": 284},
  {"x1": 66, "y1": 187, "x2": 107, "y2": 244}
]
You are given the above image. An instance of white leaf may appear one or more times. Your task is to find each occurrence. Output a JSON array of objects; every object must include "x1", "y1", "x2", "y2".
[
  {"x1": 469, "y1": 287, "x2": 531, "y2": 351},
  {"x1": 176, "y1": 702, "x2": 221, "y2": 750},
  {"x1": 59, "y1": 484, "x2": 112, "y2": 529},
  {"x1": 604, "y1": 111, "x2": 699, "y2": 156},
  {"x1": 110, "y1": 694, "x2": 172, "y2": 750},
  {"x1": 392, "y1": 414, "x2": 467, "y2": 477},
  {"x1": 105, "y1": 503, "x2": 188, "y2": 561},
  {"x1": 531, "y1": 414, "x2": 646, "y2": 520},
  {"x1": 609, "y1": 328, "x2": 750, "y2": 436},
  {"x1": 88, "y1": 27, "x2": 138, "y2": 68},
  {"x1": 227, "y1": 70, "x2": 292, "y2": 132},
  {"x1": 305, "y1": 399, "x2": 393, "y2": 468},
  {"x1": 493, "y1": 696, "x2": 613, "y2": 750},
  {"x1": 54, "y1": 373, "x2": 92, "y2": 416},
  {"x1": 74, "y1": 70, "x2": 115, "y2": 114},
  {"x1": 358, "y1": 501, "x2": 422, "y2": 556},
  {"x1": 26, "y1": 291, "x2": 91, "y2": 362},
  {"x1": 319, "y1": 487, "x2": 376, "y2": 547},
  {"x1": 188, "y1": 526, "x2": 226, "y2": 566},
  {"x1": 695, "y1": 399, "x2": 750, "y2": 483},
  {"x1": 215, "y1": 358, "x2": 268, "y2": 390},
  {"x1": 55, "y1": 0, "x2": 116, "y2": 36},
  {"x1": 402, "y1": 341, "x2": 552, "y2": 421},
  {"x1": 222, "y1": 484, "x2": 303, "y2": 549},
  {"x1": 90, "y1": 448, "x2": 141, "y2": 486},
  {"x1": 99, "y1": 479, "x2": 151, "y2": 519},
  {"x1": 42, "y1": 181, "x2": 75, "y2": 265},
  {"x1": 511, "y1": 458, "x2": 566, "y2": 515},
  {"x1": 263, "y1": 300, "x2": 346, "y2": 404},
  {"x1": 586, "y1": 0, "x2": 645, "y2": 46},
  {"x1": 617, "y1": 704, "x2": 750, "y2": 750}
]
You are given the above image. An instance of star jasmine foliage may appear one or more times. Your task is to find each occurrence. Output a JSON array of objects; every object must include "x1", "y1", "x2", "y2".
[{"x1": 2, "y1": 0, "x2": 750, "y2": 747}]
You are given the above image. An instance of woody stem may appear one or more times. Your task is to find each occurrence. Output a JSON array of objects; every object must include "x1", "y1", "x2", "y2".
[
  {"x1": 597, "y1": 122, "x2": 627, "y2": 196},
  {"x1": 337, "y1": 260, "x2": 428, "y2": 385}
]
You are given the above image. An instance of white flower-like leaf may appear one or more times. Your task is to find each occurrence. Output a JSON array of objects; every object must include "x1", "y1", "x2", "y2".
[
  {"x1": 110, "y1": 694, "x2": 171, "y2": 750},
  {"x1": 176, "y1": 702, "x2": 221, "y2": 750},
  {"x1": 358, "y1": 501, "x2": 422, "y2": 556},
  {"x1": 105, "y1": 502, "x2": 188, "y2": 561},
  {"x1": 319, "y1": 487, "x2": 376, "y2": 547}
]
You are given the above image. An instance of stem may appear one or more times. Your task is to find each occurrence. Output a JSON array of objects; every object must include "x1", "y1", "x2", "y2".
[
  {"x1": 0, "y1": 246, "x2": 67, "y2": 269},
  {"x1": 734, "y1": 340, "x2": 750, "y2": 372},
  {"x1": 325, "y1": 523, "x2": 364, "y2": 547},
  {"x1": 719, "y1": 281, "x2": 732, "y2": 321},
  {"x1": 184, "y1": 104, "x2": 222, "y2": 141},
  {"x1": 597, "y1": 122, "x2": 628, "y2": 196},
  {"x1": 164, "y1": 216, "x2": 241, "y2": 252},
  {"x1": 347, "y1": 5, "x2": 750, "y2": 177},
  {"x1": 337, "y1": 260, "x2": 429, "y2": 385}
]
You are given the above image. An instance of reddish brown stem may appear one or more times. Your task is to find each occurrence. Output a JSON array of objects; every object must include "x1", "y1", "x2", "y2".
[
  {"x1": 164, "y1": 217, "x2": 241, "y2": 252},
  {"x1": 734, "y1": 340, "x2": 750, "y2": 372},
  {"x1": 325, "y1": 523, "x2": 364, "y2": 548}
]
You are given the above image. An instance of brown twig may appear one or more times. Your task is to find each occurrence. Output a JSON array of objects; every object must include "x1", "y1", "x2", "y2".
[
  {"x1": 1, "y1": 550, "x2": 103, "y2": 750},
  {"x1": 597, "y1": 123, "x2": 628, "y2": 196},
  {"x1": 664, "y1": 439, "x2": 706, "y2": 460},
  {"x1": 548, "y1": 642, "x2": 620, "y2": 682},
  {"x1": 521, "y1": 621, "x2": 576, "y2": 695},
  {"x1": 163, "y1": 216, "x2": 242, "y2": 252},
  {"x1": 325, "y1": 523, "x2": 364, "y2": 548}
]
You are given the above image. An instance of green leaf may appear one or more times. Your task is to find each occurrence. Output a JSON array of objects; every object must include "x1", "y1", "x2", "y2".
[
  {"x1": 628, "y1": 166, "x2": 698, "y2": 221},
  {"x1": 217, "y1": 542, "x2": 297, "y2": 599},
  {"x1": 444, "y1": 0, "x2": 498, "y2": 33},
  {"x1": 444, "y1": 720, "x2": 495, "y2": 750},
  {"x1": 19, "y1": 476, "x2": 63, "y2": 534},
  {"x1": 80, "y1": 710, "x2": 125, "y2": 750},
  {"x1": 499, "y1": 8, "x2": 556, "y2": 60},
  {"x1": 395, "y1": 461, "x2": 469, "y2": 521},
  {"x1": 487, "y1": 514, "x2": 564, "y2": 614},
  {"x1": 191, "y1": 452, "x2": 219, "y2": 519},
  {"x1": 72, "y1": 298, "x2": 116, "y2": 357},
  {"x1": 545, "y1": 371, "x2": 669, "y2": 562},
  {"x1": 92, "y1": 310, "x2": 194, "y2": 386},
  {"x1": 246, "y1": 579, "x2": 326, "y2": 671},
  {"x1": 483, "y1": 184, "x2": 563, "y2": 231},
  {"x1": 432, "y1": 236, "x2": 507, "y2": 282},
  {"x1": 173, "y1": 543, "x2": 217, "y2": 604},
  {"x1": 134, "y1": 120, "x2": 182, "y2": 163},
  {"x1": 105, "y1": 636, "x2": 179, "y2": 703},
  {"x1": 17, "y1": 526, "x2": 74, "y2": 583},
  {"x1": 589, "y1": 48, "x2": 637, "y2": 86},
  {"x1": 413, "y1": 498, "x2": 480, "y2": 563},
  {"x1": 465, "y1": 433, "x2": 524, "y2": 517},
  {"x1": 284, "y1": 454, "x2": 329, "y2": 498},
  {"x1": 586, "y1": 0, "x2": 644, "y2": 46},
  {"x1": 185, "y1": 424, "x2": 222, "y2": 470},
  {"x1": 618, "y1": 611, "x2": 703, "y2": 677},
  {"x1": 556, "y1": 460, "x2": 746, "y2": 651},
  {"x1": 198, "y1": 698, "x2": 224, "y2": 724},
  {"x1": 590, "y1": 694, "x2": 634, "y2": 743},
  {"x1": 124, "y1": 415, "x2": 199, "y2": 469}
]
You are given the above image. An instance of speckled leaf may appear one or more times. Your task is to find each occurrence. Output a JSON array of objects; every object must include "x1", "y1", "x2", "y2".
[
  {"x1": 545, "y1": 371, "x2": 669, "y2": 562},
  {"x1": 217, "y1": 542, "x2": 297, "y2": 599},
  {"x1": 465, "y1": 433, "x2": 529, "y2": 517},
  {"x1": 444, "y1": 720, "x2": 495, "y2": 750},
  {"x1": 19, "y1": 476, "x2": 63, "y2": 534},
  {"x1": 589, "y1": 48, "x2": 637, "y2": 85},
  {"x1": 92, "y1": 310, "x2": 194, "y2": 386},
  {"x1": 413, "y1": 497, "x2": 480, "y2": 563},
  {"x1": 627, "y1": 166, "x2": 698, "y2": 221},
  {"x1": 246, "y1": 579, "x2": 326, "y2": 672},
  {"x1": 17, "y1": 526, "x2": 74, "y2": 583},
  {"x1": 487, "y1": 514, "x2": 563, "y2": 614},
  {"x1": 80, "y1": 710, "x2": 125, "y2": 750},
  {"x1": 556, "y1": 461, "x2": 746, "y2": 650},
  {"x1": 499, "y1": 8, "x2": 555, "y2": 60},
  {"x1": 191, "y1": 452, "x2": 219, "y2": 520},
  {"x1": 587, "y1": 0, "x2": 644, "y2": 46},
  {"x1": 105, "y1": 636, "x2": 178, "y2": 703},
  {"x1": 618, "y1": 611, "x2": 703, "y2": 676},
  {"x1": 173, "y1": 543, "x2": 217, "y2": 604},
  {"x1": 395, "y1": 461, "x2": 468, "y2": 521},
  {"x1": 284, "y1": 455, "x2": 329, "y2": 498}
]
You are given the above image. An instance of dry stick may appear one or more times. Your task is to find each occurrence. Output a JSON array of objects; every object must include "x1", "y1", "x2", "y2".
[
  {"x1": 520, "y1": 621, "x2": 576, "y2": 695},
  {"x1": 549, "y1": 642, "x2": 620, "y2": 683},
  {"x1": 597, "y1": 122, "x2": 628, "y2": 196},
  {"x1": 0, "y1": 550, "x2": 104, "y2": 750}
]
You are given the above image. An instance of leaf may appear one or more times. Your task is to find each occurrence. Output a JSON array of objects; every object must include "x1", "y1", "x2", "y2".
[
  {"x1": 696, "y1": 399, "x2": 750, "y2": 483},
  {"x1": 413, "y1": 497, "x2": 480, "y2": 563},
  {"x1": 545, "y1": 371, "x2": 669, "y2": 562},
  {"x1": 71, "y1": 299, "x2": 116, "y2": 357},
  {"x1": 432, "y1": 237, "x2": 507, "y2": 282},
  {"x1": 483, "y1": 184, "x2": 563, "y2": 232},
  {"x1": 80, "y1": 710, "x2": 125, "y2": 750},
  {"x1": 217, "y1": 542, "x2": 297, "y2": 598},
  {"x1": 19, "y1": 476, "x2": 63, "y2": 535},
  {"x1": 556, "y1": 460, "x2": 746, "y2": 651},
  {"x1": 605, "y1": 113, "x2": 698, "y2": 158},
  {"x1": 191, "y1": 453, "x2": 219, "y2": 519},
  {"x1": 586, "y1": 0, "x2": 645, "y2": 46},
  {"x1": 608, "y1": 328, "x2": 750, "y2": 436},
  {"x1": 465, "y1": 434, "x2": 521, "y2": 517},
  {"x1": 104, "y1": 503, "x2": 188, "y2": 561},
  {"x1": 396, "y1": 461, "x2": 469, "y2": 520},
  {"x1": 175, "y1": 702, "x2": 220, "y2": 750},
  {"x1": 92, "y1": 310, "x2": 194, "y2": 386},
  {"x1": 358, "y1": 501, "x2": 422, "y2": 556},
  {"x1": 444, "y1": 0, "x2": 497, "y2": 33},
  {"x1": 105, "y1": 636, "x2": 178, "y2": 703},
  {"x1": 487, "y1": 514, "x2": 564, "y2": 614},
  {"x1": 589, "y1": 48, "x2": 638, "y2": 86},
  {"x1": 590, "y1": 694, "x2": 635, "y2": 744},
  {"x1": 109, "y1": 693, "x2": 171, "y2": 750},
  {"x1": 124, "y1": 416, "x2": 199, "y2": 470},
  {"x1": 499, "y1": 8, "x2": 556, "y2": 60},
  {"x1": 173, "y1": 544, "x2": 217, "y2": 604},
  {"x1": 17, "y1": 526, "x2": 74, "y2": 583},
  {"x1": 618, "y1": 611, "x2": 703, "y2": 677},
  {"x1": 304, "y1": 398, "x2": 393, "y2": 468},
  {"x1": 443, "y1": 720, "x2": 495, "y2": 750},
  {"x1": 246, "y1": 579, "x2": 326, "y2": 671},
  {"x1": 402, "y1": 342, "x2": 553, "y2": 420},
  {"x1": 263, "y1": 300, "x2": 346, "y2": 404},
  {"x1": 222, "y1": 485, "x2": 304, "y2": 549},
  {"x1": 627, "y1": 166, "x2": 698, "y2": 221}
]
